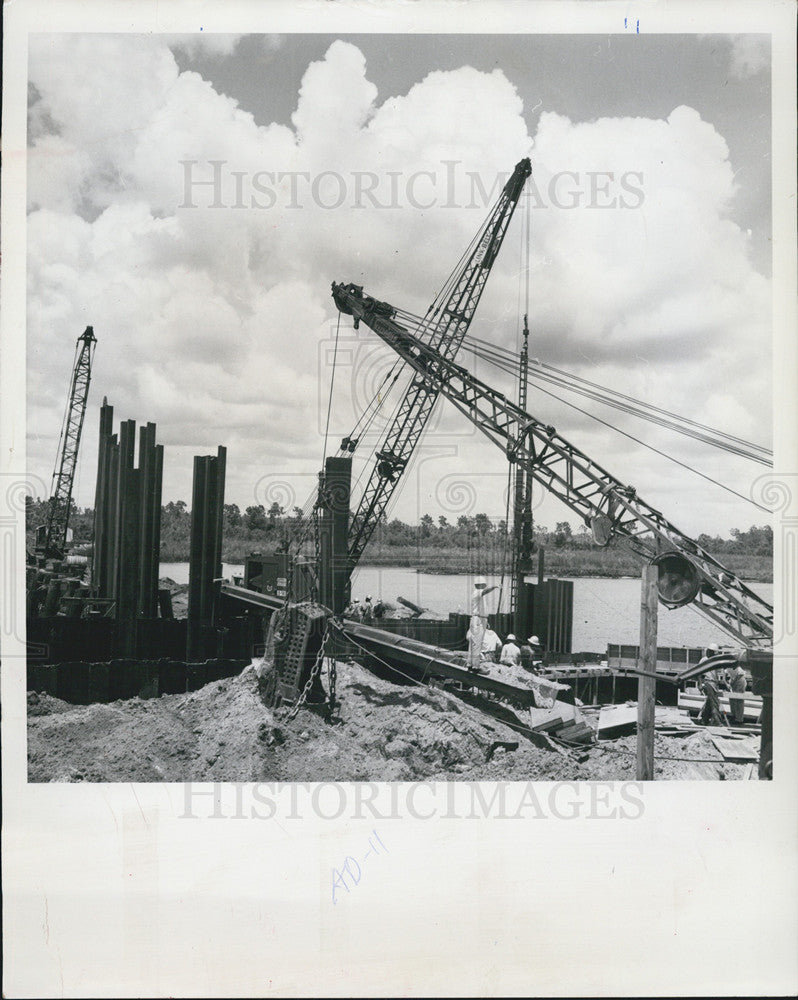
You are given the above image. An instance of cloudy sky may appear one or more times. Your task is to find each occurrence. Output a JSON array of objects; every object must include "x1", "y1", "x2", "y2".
[{"x1": 26, "y1": 31, "x2": 773, "y2": 539}]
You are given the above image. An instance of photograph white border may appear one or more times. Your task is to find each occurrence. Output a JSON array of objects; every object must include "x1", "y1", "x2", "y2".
[{"x1": 2, "y1": 1, "x2": 796, "y2": 996}]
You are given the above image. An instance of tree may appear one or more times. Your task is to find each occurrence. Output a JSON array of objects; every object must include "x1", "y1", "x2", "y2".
[
  {"x1": 554, "y1": 520, "x2": 572, "y2": 548},
  {"x1": 734, "y1": 524, "x2": 773, "y2": 555},
  {"x1": 223, "y1": 503, "x2": 241, "y2": 528},
  {"x1": 163, "y1": 499, "x2": 188, "y2": 520},
  {"x1": 438, "y1": 515, "x2": 449, "y2": 530},
  {"x1": 474, "y1": 512, "x2": 493, "y2": 535},
  {"x1": 245, "y1": 504, "x2": 267, "y2": 529},
  {"x1": 267, "y1": 501, "x2": 284, "y2": 524},
  {"x1": 420, "y1": 513, "x2": 434, "y2": 538}
]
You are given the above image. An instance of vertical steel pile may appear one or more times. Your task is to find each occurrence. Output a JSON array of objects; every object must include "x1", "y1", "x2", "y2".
[
  {"x1": 91, "y1": 400, "x2": 164, "y2": 624},
  {"x1": 92, "y1": 398, "x2": 114, "y2": 597},
  {"x1": 137, "y1": 422, "x2": 164, "y2": 619},
  {"x1": 317, "y1": 455, "x2": 352, "y2": 616},
  {"x1": 186, "y1": 446, "x2": 226, "y2": 661}
]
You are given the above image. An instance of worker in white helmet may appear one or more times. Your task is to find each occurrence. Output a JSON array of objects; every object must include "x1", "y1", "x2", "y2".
[
  {"x1": 500, "y1": 633, "x2": 521, "y2": 667},
  {"x1": 466, "y1": 576, "x2": 498, "y2": 672},
  {"x1": 362, "y1": 595, "x2": 374, "y2": 624}
]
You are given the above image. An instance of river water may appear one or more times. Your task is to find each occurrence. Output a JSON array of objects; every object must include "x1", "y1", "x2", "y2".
[{"x1": 160, "y1": 562, "x2": 773, "y2": 652}]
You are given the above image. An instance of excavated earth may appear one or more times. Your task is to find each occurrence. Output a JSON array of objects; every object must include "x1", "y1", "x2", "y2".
[{"x1": 27, "y1": 659, "x2": 753, "y2": 782}]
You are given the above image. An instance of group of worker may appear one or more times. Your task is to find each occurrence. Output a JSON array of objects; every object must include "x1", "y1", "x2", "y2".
[
  {"x1": 698, "y1": 643, "x2": 749, "y2": 726},
  {"x1": 344, "y1": 596, "x2": 377, "y2": 623},
  {"x1": 476, "y1": 628, "x2": 544, "y2": 672}
]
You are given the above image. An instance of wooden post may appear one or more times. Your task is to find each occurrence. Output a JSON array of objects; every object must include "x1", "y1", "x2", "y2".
[{"x1": 636, "y1": 563, "x2": 659, "y2": 780}]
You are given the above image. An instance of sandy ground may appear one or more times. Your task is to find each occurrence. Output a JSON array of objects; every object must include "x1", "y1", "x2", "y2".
[{"x1": 27, "y1": 659, "x2": 756, "y2": 783}]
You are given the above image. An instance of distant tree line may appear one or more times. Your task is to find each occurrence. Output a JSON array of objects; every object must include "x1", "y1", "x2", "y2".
[{"x1": 25, "y1": 496, "x2": 774, "y2": 562}]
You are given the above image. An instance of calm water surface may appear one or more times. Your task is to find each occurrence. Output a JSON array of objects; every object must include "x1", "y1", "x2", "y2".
[{"x1": 160, "y1": 562, "x2": 773, "y2": 651}]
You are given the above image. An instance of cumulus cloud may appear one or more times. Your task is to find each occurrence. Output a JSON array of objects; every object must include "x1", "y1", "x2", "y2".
[{"x1": 26, "y1": 35, "x2": 770, "y2": 536}]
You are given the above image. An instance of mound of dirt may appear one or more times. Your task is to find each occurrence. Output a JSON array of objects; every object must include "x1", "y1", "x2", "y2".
[
  {"x1": 27, "y1": 659, "x2": 756, "y2": 782},
  {"x1": 583, "y1": 728, "x2": 754, "y2": 781},
  {"x1": 158, "y1": 577, "x2": 188, "y2": 619},
  {"x1": 27, "y1": 691, "x2": 74, "y2": 716},
  {"x1": 28, "y1": 659, "x2": 587, "y2": 782}
]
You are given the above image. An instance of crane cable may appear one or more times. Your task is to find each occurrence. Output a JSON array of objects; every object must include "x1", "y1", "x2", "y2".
[
  {"x1": 499, "y1": 184, "x2": 533, "y2": 612},
  {"x1": 289, "y1": 343, "x2": 410, "y2": 550},
  {"x1": 460, "y1": 337, "x2": 769, "y2": 512},
  {"x1": 364, "y1": 298, "x2": 771, "y2": 465},
  {"x1": 321, "y1": 311, "x2": 342, "y2": 467},
  {"x1": 462, "y1": 334, "x2": 771, "y2": 464}
]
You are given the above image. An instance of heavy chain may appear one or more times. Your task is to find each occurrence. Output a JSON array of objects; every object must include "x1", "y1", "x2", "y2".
[
  {"x1": 311, "y1": 474, "x2": 328, "y2": 605},
  {"x1": 277, "y1": 621, "x2": 332, "y2": 723},
  {"x1": 328, "y1": 651, "x2": 337, "y2": 712}
]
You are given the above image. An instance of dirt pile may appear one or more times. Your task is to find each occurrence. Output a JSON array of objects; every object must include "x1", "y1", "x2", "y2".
[
  {"x1": 158, "y1": 577, "x2": 188, "y2": 618},
  {"x1": 582, "y1": 727, "x2": 756, "y2": 781},
  {"x1": 27, "y1": 660, "x2": 757, "y2": 782},
  {"x1": 28, "y1": 659, "x2": 582, "y2": 782}
]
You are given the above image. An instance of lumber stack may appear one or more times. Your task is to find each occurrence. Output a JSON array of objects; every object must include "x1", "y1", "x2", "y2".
[{"x1": 529, "y1": 701, "x2": 595, "y2": 744}]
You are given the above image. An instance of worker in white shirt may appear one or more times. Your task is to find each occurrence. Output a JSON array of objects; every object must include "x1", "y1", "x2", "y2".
[
  {"x1": 500, "y1": 633, "x2": 521, "y2": 666},
  {"x1": 466, "y1": 576, "x2": 497, "y2": 671},
  {"x1": 481, "y1": 627, "x2": 502, "y2": 663},
  {"x1": 727, "y1": 662, "x2": 748, "y2": 725}
]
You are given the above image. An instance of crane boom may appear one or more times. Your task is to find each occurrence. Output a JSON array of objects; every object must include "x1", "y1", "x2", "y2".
[
  {"x1": 330, "y1": 283, "x2": 773, "y2": 649},
  {"x1": 42, "y1": 326, "x2": 97, "y2": 559},
  {"x1": 341, "y1": 157, "x2": 531, "y2": 568}
]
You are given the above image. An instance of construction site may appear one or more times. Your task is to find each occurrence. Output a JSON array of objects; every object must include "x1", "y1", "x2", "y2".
[{"x1": 26, "y1": 157, "x2": 774, "y2": 784}]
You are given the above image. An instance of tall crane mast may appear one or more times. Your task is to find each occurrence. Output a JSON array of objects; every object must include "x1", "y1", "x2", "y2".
[
  {"x1": 40, "y1": 326, "x2": 97, "y2": 559},
  {"x1": 510, "y1": 313, "x2": 533, "y2": 617},
  {"x1": 330, "y1": 284, "x2": 773, "y2": 650},
  {"x1": 344, "y1": 157, "x2": 531, "y2": 569}
]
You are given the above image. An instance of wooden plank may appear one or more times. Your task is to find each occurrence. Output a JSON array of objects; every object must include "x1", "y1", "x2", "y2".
[
  {"x1": 555, "y1": 725, "x2": 594, "y2": 744},
  {"x1": 531, "y1": 718, "x2": 566, "y2": 734},
  {"x1": 709, "y1": 736, "x2": 760, "y2": 762},
  {"x1": 636, "y1": 565, "x2": 658, "y2": 780},
  {"x1": 598, "y1": 704, "x2": 639, "y2": 736},
  {"x1": 681, "y1": 762, "x2": 724, "y2": 780}
]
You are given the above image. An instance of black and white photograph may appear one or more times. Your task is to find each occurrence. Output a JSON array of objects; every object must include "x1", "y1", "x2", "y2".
[{"x1": 2, "y1": 1, "x2": 797, "y2": 996}]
